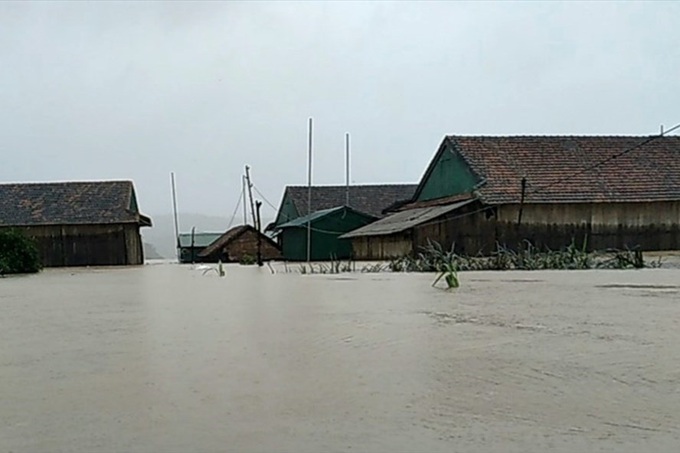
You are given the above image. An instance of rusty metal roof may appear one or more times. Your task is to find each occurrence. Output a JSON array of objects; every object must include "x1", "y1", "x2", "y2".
[
  {"x1": 340, "y1": 199, "x2": 474, "y2": 238},
  {"x1": 0, "y1": 180, "x2": 151, "y2": 227}
]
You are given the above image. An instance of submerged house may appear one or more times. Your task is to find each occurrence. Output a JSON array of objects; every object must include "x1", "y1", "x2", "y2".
[
  {"x1": 276, "y1": 206, "x2": 376, "y2": 261},
  {"x1": 342, "y1": 135, "x2": 680, "y2": 259},
  {"x1": 177, "y1": 232, "x2": 223, "y2": 263},
  {"x1": 268, "y1": 184, "x2": 416, "y2": 261},
  {"x1": 0, "y1": 180, "x2": 152, "y2": 266},
  {"x1": 268, "y1": 184, "x2": 417, "y2": 230},
  {"x1": 197, "y1": 225, "x2": 282, "y2": 263}
]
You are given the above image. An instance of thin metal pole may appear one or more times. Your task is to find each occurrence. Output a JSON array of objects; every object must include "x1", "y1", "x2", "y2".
[
  {"x1": 345, "y1": 132, "x2": 350, "y2": 207},
  {"x1": 242, "y1": 175, "x2": 247, "y2": 226},
  {"x1": 307, "y1": 117, "x2": 313, "y2": 263},
  {"x1": 170, "y1": 172, "x2": 180, "y2": 255}
]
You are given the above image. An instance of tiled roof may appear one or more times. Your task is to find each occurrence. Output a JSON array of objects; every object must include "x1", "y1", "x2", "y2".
[
  {"x1": 198, "y1": 225, "x2": 280, "y2": 257},
  {"x1": 283, "y1": 184, "x2": 417, "y2": 220},
  {"x1": 447, "y1": 135, "x2": 680, "y2": 204},
  {"x1": 0, "y1": 180, "x2": 151, "y2": 226}
]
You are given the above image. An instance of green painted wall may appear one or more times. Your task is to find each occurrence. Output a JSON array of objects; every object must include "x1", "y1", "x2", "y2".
[
  {"x1": 280, "y1": 208, "x2": 375, "y2": 261},
  {"x1": 275, "y1": 194, "x2": 299, "y2": 226},
  {"x1": 417, "y1": 145, "x2": 479, "y2": 201}
]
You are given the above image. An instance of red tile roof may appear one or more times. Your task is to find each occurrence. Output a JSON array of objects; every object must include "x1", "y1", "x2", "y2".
[{"x1": 447, "y1": 135, "x2": 680, "y2": 204}]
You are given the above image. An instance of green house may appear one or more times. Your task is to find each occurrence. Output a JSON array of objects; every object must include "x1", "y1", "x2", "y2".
[{"x1": 275, "y1": 206, "x2": 376, "y2": 261}]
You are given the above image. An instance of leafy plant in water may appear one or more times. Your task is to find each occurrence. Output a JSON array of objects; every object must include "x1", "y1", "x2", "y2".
[
  {"x1": 202, "y1": 261, "x2": 226, "y2": 277},
  {"x1": 239, "y1": 254, "x2": 256, "y2": 265},
  {"x1": 432, "y1": 263, "x2": 460, "y2": 289}
]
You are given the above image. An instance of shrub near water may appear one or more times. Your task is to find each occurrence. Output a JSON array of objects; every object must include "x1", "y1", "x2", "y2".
[{"x1": 0, "y1": 229, "x2": 42, "y2": 275}]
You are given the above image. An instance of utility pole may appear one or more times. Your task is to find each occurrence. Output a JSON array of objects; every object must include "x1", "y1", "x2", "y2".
[
  {"x1": 245, "y1": 165, "x2": 257, "y2": 228},
  {"x1": 345, "y1": 132, "x2": 350, "y2": 207},
  {"x1": 307, "y1": 118, "x2": 313, "y2": 263},
  {"x1": 255, "y1": 200, "x2": 263, "y2": 266}
]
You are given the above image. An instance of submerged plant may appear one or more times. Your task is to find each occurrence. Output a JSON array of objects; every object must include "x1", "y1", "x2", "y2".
[
  {"x1": 432, "y1": 263, "x2": 460, "y2": 289},
  {"x1": 201, "y1": 260, "x2": 226, "y2": 277}
]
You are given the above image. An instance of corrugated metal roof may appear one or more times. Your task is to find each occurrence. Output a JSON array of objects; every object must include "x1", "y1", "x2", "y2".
[
  {"x1": 275, "y1": 206, "x2": 345, "y2": 229},
  {"x1": 340, "y1": 199, "x2": 474, "y2": 238},
  {"x1": 178, "y1": 232, "x2": 223, "y2": 248}
]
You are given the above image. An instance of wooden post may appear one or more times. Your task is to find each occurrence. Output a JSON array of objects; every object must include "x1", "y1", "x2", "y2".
[
  {"x1": 245, "y1": 166, "x2": 256, "y2": 228},
  {"x1": 256, "y1": 200, "x2": 263, "y2": 267}
]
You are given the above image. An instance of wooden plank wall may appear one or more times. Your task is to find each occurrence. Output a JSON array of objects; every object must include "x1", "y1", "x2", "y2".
[
  {"x1": 416, "y1": 201, "x2": 680, "y2": 255},
  {"x1": 2, "y1": 224, "x2": 143, "y2": 267},
  {"x1": 353, "y1": 201, "x2": 680, "y2": 259}
]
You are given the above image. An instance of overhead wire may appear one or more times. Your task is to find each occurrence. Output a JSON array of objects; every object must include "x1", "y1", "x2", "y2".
[
  {"x1": 252, "y1": 185, "x2": 279, "y2": 211},
  {"x1": 264, "y1": 124, "x2": 680, "y2": 238},
  {"x1": 226, "y1": 183, "x2": 244, "y2": 229},
  {"x1": 355, "y1": 123, "x2": 680, "y2": 232}
]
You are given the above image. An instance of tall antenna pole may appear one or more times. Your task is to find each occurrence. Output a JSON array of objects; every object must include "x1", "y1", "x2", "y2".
[
  {"x1": 307, "y1": 117, "x2": 313, "y2": 263},
  {"x1": 345, "y1": 132, "x2": 350, "y2": 207},
  {"x1": 242, "y1": 175, "x2": 247, "y2": 226},
  {"x1": 245, "y1": 165, "x2": 257, "y2": 228},
  {"x1": 170, "y1": 172, "x2": 180, "y2": 254}
]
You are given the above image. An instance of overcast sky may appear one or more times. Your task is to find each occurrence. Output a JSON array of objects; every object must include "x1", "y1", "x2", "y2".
[{"x1": 1, "y1": 1, "x2": 679, "y2": 221}]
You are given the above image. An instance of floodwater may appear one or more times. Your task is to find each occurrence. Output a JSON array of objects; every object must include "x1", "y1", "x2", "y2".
[{"x1": 2, "y1": 263, "x2": 680, "y2": 452}]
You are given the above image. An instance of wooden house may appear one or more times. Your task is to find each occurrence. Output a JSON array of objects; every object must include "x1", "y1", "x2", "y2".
[
  {"x1": 275, "y1": 206, "x2": 376, "y2": 261},
  {"x1": 197, "y1": 225, "x2": 282, "y2": 263},
  {"x1": 342, "y1": 135, "x2": 680, "y2": 259},
  {"x1": 0, "y1": 180, "x2": 152, "y2": 266}
]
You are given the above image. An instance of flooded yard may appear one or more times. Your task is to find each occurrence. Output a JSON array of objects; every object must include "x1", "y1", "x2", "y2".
[{"x1": 1, "y1": 263, "x2": 680, "y2": 452}]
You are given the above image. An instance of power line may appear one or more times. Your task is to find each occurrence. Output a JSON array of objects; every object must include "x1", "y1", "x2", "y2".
[
  {"x1": 362, "y1": 124, "x2": 680, "y2": 232},
  {"x1": 252, "y1": 185, "x2": 279, "y2": 211},
  {"x1": 227, "y1": 183, "x2": 244, "y2": 229},
  {"x1": 269, "y1": 125, "x2": 680, "y2": 238},
  {"x1": 527, "y1": 123, "x2": 680, "y2": 196}
]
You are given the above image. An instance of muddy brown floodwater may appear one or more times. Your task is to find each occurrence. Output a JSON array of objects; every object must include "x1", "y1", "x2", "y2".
[{"x1": 1, "y1": 263, "x2": 680, "y2": 452}]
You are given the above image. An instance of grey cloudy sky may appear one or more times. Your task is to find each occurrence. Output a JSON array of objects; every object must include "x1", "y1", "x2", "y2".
[{"x1": 1, "y1": 1, "x2": 679, "y2": 221}]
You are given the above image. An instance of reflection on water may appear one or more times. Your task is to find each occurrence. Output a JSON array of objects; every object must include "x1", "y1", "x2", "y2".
[{"x1": 1, "y1": 264, "x2": 680, "y2": 452}]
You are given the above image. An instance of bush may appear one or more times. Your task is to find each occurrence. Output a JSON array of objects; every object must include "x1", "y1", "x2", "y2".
[
  {"x1": 0, "y1": 229, "x2": 42, "y2": 275},
  {"x1": 239, "y1": 254, "x2": 256, "y2": 265}
]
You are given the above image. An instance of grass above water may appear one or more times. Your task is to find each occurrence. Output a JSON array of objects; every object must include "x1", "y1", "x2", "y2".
[{"x1": 291, "y1": 240, "x2": 662, "y2": 275}]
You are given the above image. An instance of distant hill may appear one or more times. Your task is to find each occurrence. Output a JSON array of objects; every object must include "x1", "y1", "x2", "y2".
[
  {"x1": 142, "y1": 213, "x2": 273, "y2": 260},
  {"x1": 143, "y1": 242, "x2": 164, "y2": 259}
]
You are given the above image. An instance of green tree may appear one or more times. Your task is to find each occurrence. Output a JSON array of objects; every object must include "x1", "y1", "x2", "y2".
[{"x1": 0, "y1": 229, "x2": 42, "y2": 275}]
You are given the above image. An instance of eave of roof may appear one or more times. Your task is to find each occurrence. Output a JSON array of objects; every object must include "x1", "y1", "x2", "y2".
[{"x1": 340, "y1": 199, "x2": 475, "y2": 239}]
